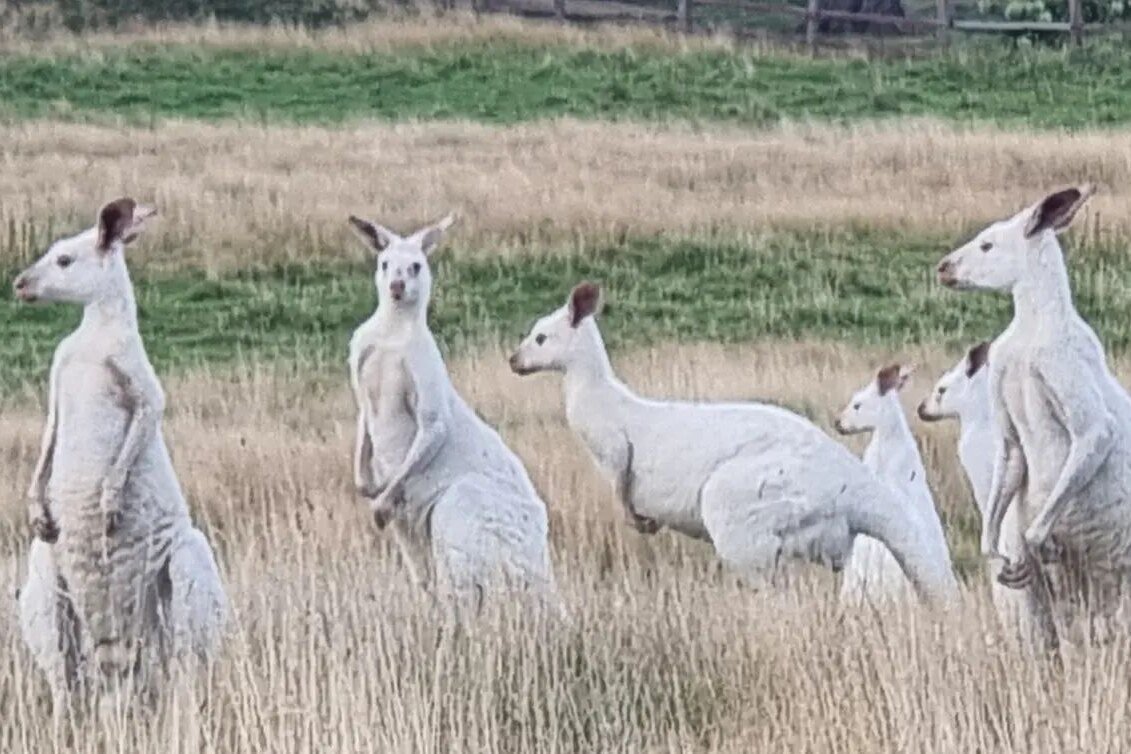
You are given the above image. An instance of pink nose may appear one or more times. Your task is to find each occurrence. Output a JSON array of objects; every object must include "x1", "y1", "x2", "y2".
[
  {"x1": 13, "y1": 275, "x2": 27, "y2": 292},
  {"x1": 389, "y1": 280, "x2": 406, "y2": 298}
]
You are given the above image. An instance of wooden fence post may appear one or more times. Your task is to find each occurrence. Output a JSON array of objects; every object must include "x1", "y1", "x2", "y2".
[
  {"x1": 554, "y1": 0, "x2": 565, "y2": 19},
  {"x1": 935, "y1": 0, "x2": 949, "y2": 43},
  {"x1": 678, "y1": 0, "x2": 692, "y2": 32},
  {"x1": 1068, "y1": 0, "x2": 1083, "y2": 45},
  {"x1": 806, "y1": 0, "x2": 820, "y2": 54}
]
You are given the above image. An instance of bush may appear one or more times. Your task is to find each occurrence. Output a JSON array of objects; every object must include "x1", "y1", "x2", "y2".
[{"x1": 976, "y1": 0, "x2": 1128, "y2": 23}]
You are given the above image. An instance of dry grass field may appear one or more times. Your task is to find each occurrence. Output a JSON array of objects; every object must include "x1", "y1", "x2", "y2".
[
  {"x1": 2, "y1": 343, "x2": 1131, "y2": 752},
  {"x1": 0, "y1": 11, "x2": 730, "y2": 55},
  {"x1": 1, "y1": 119, "x2": 1126, "y2": 271},
  {"x1": 4, "y1": 13, "x2": 1131, "y2": 753}
]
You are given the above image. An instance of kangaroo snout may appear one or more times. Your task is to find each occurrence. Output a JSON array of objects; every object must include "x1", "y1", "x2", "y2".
[
  {"x1": 917, "y1": 400, "x2": 938, "y2": 422},
  {"x1": 12, "y1": 274, "x2": 36, "y2": 302},
  {"x1": 937, "y1": 259, "x2": 958, "y2": 287},
  {"x1": 388, "y1": 279, "x2": 406, "y2": 300},
  {"x1": 509, "y1": 353, "x2": 535, "y2": 376}
]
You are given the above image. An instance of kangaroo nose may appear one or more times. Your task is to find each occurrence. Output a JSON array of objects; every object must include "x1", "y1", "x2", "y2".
[
  {"x1": 13, "y1": 275, "x2": 27, "y2": 291},
  {"x1": 389, "y1": 279, "x2": 406, "y2": 298},
  {"x1": 937, "y1": 258, "x2": 958, "y2": 286}
]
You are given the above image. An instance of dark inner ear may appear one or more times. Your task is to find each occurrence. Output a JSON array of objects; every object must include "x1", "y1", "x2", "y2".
[
  {"x1": 966, "y1": 341, "x2": 991, "y2": 378},
  {"x1": 348, "y1": 216, "x2": 389, "y2": 252},
  {"x1": 97, "y1": 198, "x2": 136, "y2": 252},
  {"x1": 1026, "y1": 188, "x2": 1082, "y2": 239},
  {"x1": 569, "y1": 282, "x2": 601, "y2": 328},
  {"x1": 876, "y1": 364, "x2": 901, "y2": 396}
]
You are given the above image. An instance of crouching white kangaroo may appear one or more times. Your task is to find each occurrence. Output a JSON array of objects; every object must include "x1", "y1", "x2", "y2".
[
  {"x1": 509, "y1": 282, "x2": 958, "y2": 604},
  {"x1": 13, "y1": 199, "x2": 227, "y2": 714},
  {"x1": 346, "y1": 213, "x2": 559, "y2": 615}
]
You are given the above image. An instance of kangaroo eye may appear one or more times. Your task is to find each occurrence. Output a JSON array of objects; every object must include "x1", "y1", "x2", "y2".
[
  {"x1": 535, "y1": 334, "x2": 547, "y2": 346},
  {"x1": 980, "y1": 241, "x2": 993, "y2": 252},
  {"x1": 381, "y1": 260, "x2": 388, "y2": 272},
  {"x1": 411, "y1": 262, "x2": 422, "y2": 275},
  {"x1": 852, "y1": 403, "x2": 861, "y2": 410},
  {"x1": 56, "y1": 255, "x2": 74, "y2": 269},
  {"x1": 938, "y1": 387, "x2": 947, "y2": 395}
]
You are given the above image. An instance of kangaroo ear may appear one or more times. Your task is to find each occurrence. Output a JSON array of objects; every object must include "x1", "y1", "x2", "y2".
[
  {"x1": 348, "y1": 215, "x2": 400, "y2": 253},
  {"x1": 966, "y1": 341, "x2": 991, "y2": 378},
  {"x1": 1024, "y1": 184, "x2": 1095, "y2": 239},
  {"x1": 568, "y1": 281, "x2": 602, "y2": 328},
  {"x1": 97, "y1": 198, "x2": 156, "y2": 253},
  {"x1": 413, "y1": 212, "x2": 457, "y2": 256},
  {"x1": 876, "y1": 363, "x2": 908, "y2": 396}
]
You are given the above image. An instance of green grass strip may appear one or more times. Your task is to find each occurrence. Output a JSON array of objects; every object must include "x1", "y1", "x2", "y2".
[
  {"x1": 3, "y1": 42, "x2": 1131, "y2": 126},
  {"x1": 5, "y1": 230, "x2": 1131, "y2": 392}
]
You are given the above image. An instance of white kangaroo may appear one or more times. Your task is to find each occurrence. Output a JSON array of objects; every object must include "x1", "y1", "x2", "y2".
[
  {"x1": 937, "y1": 184, "x2": 1131, "y2": 642},
  {"x1": 834, "y1": 364, "x2": 953, "y2": 605},
  {"x1": 509, "y1": 282, "x2": 958, "y2": 604},
  {"x1": 13, "y1": 198, "x2": 227, "y2": 713},
  {"x1": 918, "y1": 343, "x2": 1056, "y2": 646},
  {"x1": 346, "y1": 213, "x2": 558, "y2": 614}
]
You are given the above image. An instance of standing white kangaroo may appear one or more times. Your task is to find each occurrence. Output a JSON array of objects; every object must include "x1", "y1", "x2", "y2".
[
  {"x1": 918, "y1": 343, "x2": 1056, "y2": 645},
  {"x1": 937, "y1": 185, "x2": 1131, "y2": 641},
  {"x1": 834, "y1": 364, "x2": 953, "y2": 605},
  {"x1": 346, "y1": 213, "x2": 558, "y2": 612},
  {"x1": 509, "y1": 282, "x2": 958, "y2": 604},
  {"x1": 13, "y1": 198, "x2": 227, "y2": 712}
]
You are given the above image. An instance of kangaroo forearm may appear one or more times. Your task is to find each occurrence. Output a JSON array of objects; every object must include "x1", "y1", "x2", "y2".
[
  {"x1": 105, "y1": 405, "x2": 157, "y2": 491},
  {"x1": 354, "y1": 416, "x2": 376, "y2": 489},
  {"x1": 28, "y1": 444, "x2": 55, "y2": 499},
  {"x1": 387, "y1": 423, "x2": 446, "y2": 491},
  {"x1": 28, "y1": 413, "x2": 58, "y2": 499},
  {"x1": 1033, "y1": 434, "x2": 1113, "y2": 535},
  {"x1": 984, "y1": 452, "x2": 1024, "y2": 552}
]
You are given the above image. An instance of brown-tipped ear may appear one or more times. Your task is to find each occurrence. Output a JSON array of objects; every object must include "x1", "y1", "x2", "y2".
[
  {"x1": 966, "y1": 341, "x2": 991, "y2": 378},
  {"x1": 97, "y1": 198, "x2": 137, "y2": 252},
  {"x1": 876, "y1": 363, "x2": 904, "y2": 396},
  {"x1": 1024, "y1": 184, "x2": 1095, "y2": 239},
  {"x1": 348, "y1": 215, "x2": 396, "y2": 253},
  {"x1": 417, "y1": 212, "x2": 456, "y2": 256},
  {"x1": 568, "y1": 282, "x2": 602, "y2": 328}
]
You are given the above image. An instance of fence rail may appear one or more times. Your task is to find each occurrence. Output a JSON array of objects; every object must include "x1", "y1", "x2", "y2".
[{"x1": 514, "y1": 0, "x2": 1100, "y2": 50}]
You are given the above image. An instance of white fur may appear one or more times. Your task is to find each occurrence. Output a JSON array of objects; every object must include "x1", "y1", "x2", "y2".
[
  {"x1": 13, "y1": 199, "x2": 227, "y2": 709},
  {"x1": 509, "y1": 284, "x2": 959, "y2": 604},
  {"x1": 834, "y1": 366, "x2": 953, "y2": 605},
  {"x1": 937, "y1": 185, "x2": 1131, "y2": 642},
  {"x1": 919, "y1": 345, "x2": 1055, "y2": 644},
  {"x1": 346, "y1": 214, "x2": 558, "y2": 614}
]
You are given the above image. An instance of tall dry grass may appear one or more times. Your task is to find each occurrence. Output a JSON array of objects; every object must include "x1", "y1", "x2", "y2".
[
  {"x1": 0, "y1": 9, "x2": 734, "y2": 55},
  {"x1": 4, "y1": 341, "x2": 1131, "y2": 752},
  {"x1": 2, "y1": 119, "x2": 1126, "y2": 272}
]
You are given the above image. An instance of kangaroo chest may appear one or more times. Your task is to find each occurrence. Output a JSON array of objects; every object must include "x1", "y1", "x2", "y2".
[
  {"x1": 359, "y1": 346, "x2": 418, "y2": 473},
  {"x1": 996, "y1": 350, "x2": 1069, "y2": 496},
  {"x1": 52, "y1": 349, "x2": 133, "y2": 480}
]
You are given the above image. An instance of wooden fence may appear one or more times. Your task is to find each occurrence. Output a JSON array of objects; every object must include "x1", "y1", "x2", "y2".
[
  {"x1": 694, "y1": 0, "x2": 1086, "y2": 50},
  {"x1": 512, "y1": 0, "x2": 1101, "y2": 50}
]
